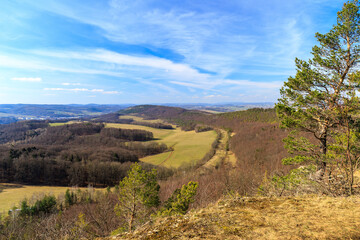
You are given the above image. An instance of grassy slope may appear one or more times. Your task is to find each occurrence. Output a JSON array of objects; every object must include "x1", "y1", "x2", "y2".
[
  {"x1": 47, "y1": 115, "x2": 217, "y2": 168},
  {"x1": 49, "y1": 120, "x2": 83, "y2": 126},
  {"x1": 0, "y1": 183, "x2": 87, "y2": 213},
  {"x1": 118, "y1": 115, "x2": 164, "y2": 123},
  {"x1": 116, "y1": 195, "x2": 360, "y2": 240},
  {"x1": 106, "y1": 123, "x2": 217, "y2": 168}
]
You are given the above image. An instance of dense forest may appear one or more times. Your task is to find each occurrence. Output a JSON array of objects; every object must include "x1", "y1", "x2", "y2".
[{"x1": 0, "y1": 121, "x2": 169, "y2": 186}]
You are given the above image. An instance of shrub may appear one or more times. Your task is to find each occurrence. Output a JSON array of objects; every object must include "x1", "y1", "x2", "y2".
[{"x1": 158, "y1": 181, "x2": 198, "y2": 216}]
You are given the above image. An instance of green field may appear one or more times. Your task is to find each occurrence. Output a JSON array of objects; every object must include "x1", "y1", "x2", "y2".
[
  {"x1": 106, "y1": 123, "x2": 217, "y2": 168},
  {"x1": 119, "y1": 115, "x2": 165, "y2": 123},
  {"x1": 0, "y1": 184, "x2": 86, "y2": 214},
  {"x1": 49, "y1": 120, "x2": 83, "y2": 126},
  {"x1": 46, "y1": 116, "x2": 218, "y2": 168}
]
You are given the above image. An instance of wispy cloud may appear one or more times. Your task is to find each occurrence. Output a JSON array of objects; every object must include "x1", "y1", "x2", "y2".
[
  {"x1": 61, "y1": 82, "x2": 81, "y2": 86},
  {"x1": 44, "y1": 88, "x2": 120, "y2": 94},
  {"x1": 223, "y1": 80, "x2": 283, "y2": 89},
  {"x1": 12, "y1": 77, "x2": 42, "y2": 82},
  {"x1": 0, "y1": 0, "x2": 346, "y2": 103}
]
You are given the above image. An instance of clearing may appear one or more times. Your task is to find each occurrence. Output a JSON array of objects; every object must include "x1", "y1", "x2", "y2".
[
  {"x1": 47, "y1": 115, "x2": 218, "y2": 168},
  {"x1": 0, "y1": 183, "x2": 88, "y2": 214},
  {"x1": 106, "y1": 123, "x2": 217, "y2": 168}
]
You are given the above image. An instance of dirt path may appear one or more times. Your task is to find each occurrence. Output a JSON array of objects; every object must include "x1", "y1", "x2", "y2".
[{"x1": 202, "y1": 129, "x2": 237, "y2": 170}]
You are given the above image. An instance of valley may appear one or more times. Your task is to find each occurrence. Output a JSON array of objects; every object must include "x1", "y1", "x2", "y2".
[{"x1": 107, "y1": 121, "x2": 218, "y2": 168}]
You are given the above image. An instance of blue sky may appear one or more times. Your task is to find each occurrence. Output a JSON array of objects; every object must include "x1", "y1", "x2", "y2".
[{"x1": 0, "y1": 0, "x2": 344, "y2": 104}]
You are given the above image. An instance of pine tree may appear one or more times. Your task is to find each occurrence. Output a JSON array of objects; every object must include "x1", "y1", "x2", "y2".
[
  {"x1": 276, "y1": 1, "x2": 360, "y2": 185},
  {"x1": 158, "y1": 181, "x2": 198, "y2": 216},
  {"x1": 114, "y1": 163, "x2": 160, "y2": 232}
]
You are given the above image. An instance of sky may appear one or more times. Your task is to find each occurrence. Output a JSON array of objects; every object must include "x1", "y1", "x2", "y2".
[{"x1": 0, "y1": 0, "x2": 345, "y2": 104}]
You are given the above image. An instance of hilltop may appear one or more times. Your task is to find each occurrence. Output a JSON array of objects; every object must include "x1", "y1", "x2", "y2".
[{"x1": 111, "y1": 195, "x2": 360, "y2": 240}]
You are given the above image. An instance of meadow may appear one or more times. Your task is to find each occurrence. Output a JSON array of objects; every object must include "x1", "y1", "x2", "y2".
[
  {"x1": 0, "y1": 115, "x2": 218, "y2": 212},
  {"x1": 49, "y1": 120, "x2": 83, "y2": 126},
  {"x1": 106, "y1": 120, "x2": 217, "y2": 168},
  {"x1": 0, "y1": 183, "x2": 86, "y2": 213},
  {"x1": 49, "y1": 115, "x2": 218, "y2": 168}
]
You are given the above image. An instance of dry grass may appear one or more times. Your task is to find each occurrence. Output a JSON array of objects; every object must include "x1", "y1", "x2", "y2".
[
  {"x1": 203, "y1": 129, "x2": 232, "y2": 169},
  {"x1": 113, "y1": 195, "x2": 360, "y2": 240},
  {"x1": 49, "y1": 120, "x2": 83, "y2": 126}
]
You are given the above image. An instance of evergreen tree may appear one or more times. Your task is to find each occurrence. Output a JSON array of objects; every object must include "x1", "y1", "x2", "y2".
[
  {"x1": 158, "y1": 181, "x2": 198, "y2": 216},
  {"x1": 114, "y1": 163, "x2": 160, "y2": 232},
  {"x1": 276, "y1": 0, "x2": 360, "y2": 185}
]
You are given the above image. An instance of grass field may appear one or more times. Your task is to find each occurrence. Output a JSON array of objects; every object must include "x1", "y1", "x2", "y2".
[
  {"x1": 106, "y1": 123, "x2": 217, "y2": 168},
  {"x1": 49, "y1": 120, "x2": 83, "y2": 126},
  {"x1": 119, "y1": 115, "x2": 165, "y2": 123},
  {"x1": 47, "y1": 116, "x2": 218, "y2": 168},
  {"x1": 0, "y1": 183, "x2": 89, "y2": 214}
]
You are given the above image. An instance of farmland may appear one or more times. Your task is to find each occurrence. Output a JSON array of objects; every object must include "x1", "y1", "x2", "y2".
[
  {"x1": 106, "y1": 122, "x2": 217, "y2": 168},
  {"x1": 0, "y1": 183, "x2": 89, "y2": 213}
]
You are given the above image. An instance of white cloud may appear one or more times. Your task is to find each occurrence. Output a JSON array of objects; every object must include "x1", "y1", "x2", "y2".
[
  {"x1": 44, "y1": 87, "x2": 120, "y2": 94},
  {"x1": 61, "y1": 82, "x2": 81, "y2": 86},
  {"x1": 223, "y1": 80, "x2": 283, "y2": 89},
  {"x1": 12, "y1": 77, "x2": 42, "y2": 82}
]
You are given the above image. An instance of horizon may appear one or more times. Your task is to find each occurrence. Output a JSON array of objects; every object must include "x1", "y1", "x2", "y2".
[
  {"x1": 0, "y1": 102, "x2": 275, "y2": 106},
  {"x1": 0, "y1": 0, "x2": 344, "y2": 104}
]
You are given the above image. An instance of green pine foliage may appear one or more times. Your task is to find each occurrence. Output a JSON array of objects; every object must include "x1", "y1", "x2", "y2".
[
  {"x1": 276, "y1": 0, "x2": 360, "y2": 191},
  {"x1": 158, "y1": 181, "x2": 198, "y2": 216},
  {"x1": 114, "y1": 163, "x2": 160, "y2": 232},
  {"x1": 20, "y1": 195, "x2": 57, "y2": 216},
  {"x1": 65, "y1": 189, "x2": 76, "y2": 208}
]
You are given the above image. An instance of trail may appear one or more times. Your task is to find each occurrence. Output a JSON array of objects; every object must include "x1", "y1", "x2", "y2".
[
  {"x1": 158, "y1": 143, "x2": 177, "y2": 166},
  {"x1": 201, "y1": 129, "x2": 237, "y2": 170}
]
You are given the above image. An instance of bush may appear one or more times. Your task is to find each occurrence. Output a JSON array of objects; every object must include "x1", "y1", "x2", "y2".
[
  {"x1": 158, "y1": 181, "x2": 198, "y2": 216},
  {"x1": 20, "y1": 195, "x2": 57, "y2": 216}
]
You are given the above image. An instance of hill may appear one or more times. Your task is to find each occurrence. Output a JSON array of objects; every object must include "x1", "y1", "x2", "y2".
[
  {"x1": 118, "y1": 105, "x2": 189, "y2": 119},
  {"x1": 0, "y1": 104, "x2": 133, "y2": 123},
  {"x1": 115, "y1": 105, "x2": 291, "y2": 194},
  {"x1": 112, "y1": 195, "x2": 360, "y2": 239}
]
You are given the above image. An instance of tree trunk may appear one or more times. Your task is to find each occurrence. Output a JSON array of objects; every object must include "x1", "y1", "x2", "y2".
[{"x1": 317, "y1": 131, "x2": 327, "y2": 181}]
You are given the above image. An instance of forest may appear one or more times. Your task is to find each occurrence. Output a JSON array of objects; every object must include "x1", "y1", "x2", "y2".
[{"x1": 0, "y1": 121, "x2": 169, "y2": 186}]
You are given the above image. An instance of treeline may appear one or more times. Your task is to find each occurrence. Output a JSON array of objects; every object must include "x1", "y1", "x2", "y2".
[
  {"x1": 91, "y1": 112, "x2": 173, "y2": 129},
  {"x1": 119, "y1": 105, "x2": 187, "y2": 119},
  {"x1": 132, "y1": 121, "x2": 173, "y2": 129},
  {"x1": 0, "y1": 164, "x2": 195, "y2": 239},
  {"x1": 0, "y1": 117, "x2": 18, "y2": 125},
  {"x1": 219, "y1": 108, "x2": 277, "y2": 123},
  {"x1": 0, "y1": 120, "x2": 49, "y2": 144},
  {"x1": 0, "y1": 122, "x2": 169, "y2": 186}
]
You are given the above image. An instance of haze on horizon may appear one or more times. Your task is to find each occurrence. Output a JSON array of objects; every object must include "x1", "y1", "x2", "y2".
[{"x1": 0, "y1": 0, "x2": 344, "y2": 104}]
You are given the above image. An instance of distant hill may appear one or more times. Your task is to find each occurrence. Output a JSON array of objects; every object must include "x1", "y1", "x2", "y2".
[
  {"x1": 0, "y1": 103, "x2": 274, "y2": 124},
  {"x1": 118, "y1": 105, "x2": 189, "y2": 119},
  {"x1": 0, "y1": 104, "x2": 133, "y2": 123},
  {"x1": 165, "y1": 102, "x2": 274, "y2": 112}
]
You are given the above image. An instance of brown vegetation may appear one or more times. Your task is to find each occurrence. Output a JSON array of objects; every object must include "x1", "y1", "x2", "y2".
[
  {"x1": 0, "y1": 122, "x2": 169, "y2": 186},
  {"x1": 115, "y1": 195, "x2": 360, "y2": 240}
]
